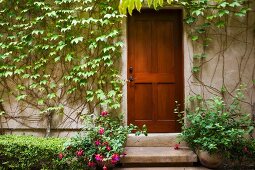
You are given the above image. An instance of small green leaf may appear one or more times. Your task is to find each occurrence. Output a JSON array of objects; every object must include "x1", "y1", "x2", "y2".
[
  {"x1": 0, "y1": 111, "x2": 5, "y2": 116},
  {"x1": 38, "y1": 99, "x2": 44, "y2": 105},
  {"x1": 185, "y1": 16, "x2": 196, "y2": 24},
  {"x1": 47, "y1": 93, "x2": 56, "y2": 99},
  {"x1": 65, "y1": 54, "x2": 73, "y2": 62},
  {"x1": 147, "y1": 0, "x2": 152, "y2": 7},
  {"x1": 216, "y1": 21, "x2": 225, "y2": 28},
  {"x1": 71, "y1": 37, "x2": 84, "y2": 44},
  {"x1": 54, "y1": 56, "x2": 60, "y2": 62},
  {"x1": 135, "y1": 0, "x2": 142, "y2": 12},
  {"x1": 16, "y1": 94, "x2": 27, "y2": 101},
  {"x1": 192, "y1": 66, "x2": 200, "y2": 73},
  {"x1": 191, "y1": 35, "x2": 199, "y2": 41},
  {"x1": 167, "y1": 0, "x2": 172, "y2": 4}
]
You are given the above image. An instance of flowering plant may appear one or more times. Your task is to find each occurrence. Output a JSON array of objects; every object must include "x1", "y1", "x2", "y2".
[{"x1": 58, "y1": 111, "x2": 146, "y2": 169}]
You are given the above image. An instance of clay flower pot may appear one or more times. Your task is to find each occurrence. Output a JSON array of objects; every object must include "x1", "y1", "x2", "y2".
[{"x1": 197, "y1": 150, "x2": 223, "y2": 169}]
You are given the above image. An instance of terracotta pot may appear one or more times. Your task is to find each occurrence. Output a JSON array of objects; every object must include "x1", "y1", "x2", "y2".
[{"x1": 197, "y1": 150, "x2": 223, "y2": 169}]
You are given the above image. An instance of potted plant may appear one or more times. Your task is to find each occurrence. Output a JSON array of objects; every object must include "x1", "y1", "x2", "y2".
[
  {"x1": 178, "y1": 90, "x2": 253, "y2": 168},
  {"x1": 58, "y1": 110, "x2": 147, "y2": 170}
]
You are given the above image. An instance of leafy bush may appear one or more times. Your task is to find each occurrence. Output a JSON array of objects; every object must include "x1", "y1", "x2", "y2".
[
  {"x1": 59, "y1": 111, "x2": 147, "y2": 169},
  {"x1": 227, "y1": 138, "x2": 255, "y2": 167},
  {"x1": 0, "y1": 135, "x2": 66, "y2": 170},
  {"x1": 179, "y1": 89, "x2": 254, "y2": 155}
]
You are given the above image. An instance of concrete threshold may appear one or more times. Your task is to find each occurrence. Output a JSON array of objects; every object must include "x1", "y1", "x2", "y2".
[{"x1": 126, "y1": 133, "x2": 187, "y2": 147}]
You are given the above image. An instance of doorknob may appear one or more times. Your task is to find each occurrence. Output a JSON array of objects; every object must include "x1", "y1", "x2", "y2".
[{"x1": 128, "y1": 75, "x2": 134, "y2": 82}]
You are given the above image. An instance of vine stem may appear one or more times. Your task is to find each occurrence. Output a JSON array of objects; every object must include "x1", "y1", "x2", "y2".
[{"x1": 46, "y1": 111, "x2": 53, "y2": 137}]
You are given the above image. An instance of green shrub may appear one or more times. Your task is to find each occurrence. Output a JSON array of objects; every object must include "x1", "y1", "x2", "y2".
[
  {"x1": 0, "y1": 135, "x2": 66, "y2": 170},
  {"x1": 179, "y1": 90, "x2": 254, "y2": 155}
]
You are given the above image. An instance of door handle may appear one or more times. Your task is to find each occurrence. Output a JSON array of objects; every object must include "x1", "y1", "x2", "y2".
[{"x1": 128, "y1": 75, "x2": 134, "y2": 82}]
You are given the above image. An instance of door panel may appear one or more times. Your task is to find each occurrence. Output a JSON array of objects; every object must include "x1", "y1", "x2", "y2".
[
  {"x1": 134, "y1": 84, "x2": 153, "y2": 120},
  {"x1": 128, "y1": 9, "x2": 183, "y2": 133},
  {"x1": 157, "y1": 84, "x2": 176, "y2": 121},
  {"x1": 135, "y1": 21, "x2": 152, "y2": 73}
]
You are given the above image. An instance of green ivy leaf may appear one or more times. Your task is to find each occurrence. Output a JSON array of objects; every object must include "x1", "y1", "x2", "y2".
[
  {"x1": 16, "y1": 94, "x2": 27, "y2": 101},
  {"x1": 38, "y1": 99, "x2": 44, "y2": 105},
  {"x1": 71, "y1": 37, "x2": 84, "y2": 44},
  {"x1": 191, "y1": 35, "x2": 199, "y2": 41},
  {"x1": 65, "y1": 54, "x2": 73, "y2": 62},
  {"x1": 47, "y1": 93, "x2": 56, "y2": 99},
  {"x1": 192, "y1": 66, "x2": 200, "y2": 73}
]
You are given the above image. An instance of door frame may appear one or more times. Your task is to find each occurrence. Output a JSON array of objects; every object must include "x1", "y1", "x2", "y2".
[{"x1": 123, "y1": 8, "x2": 184, "y2": 132}]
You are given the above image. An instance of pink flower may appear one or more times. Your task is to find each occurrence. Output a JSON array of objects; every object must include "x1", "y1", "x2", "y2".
[
  {"x1": 106, "y1": 146, "x2": 111, "y2": 151},
  {"x1": 101, "y1": 111, "x2": 108, "y2": 116},
  {"x1": 95, "y1": 140, "x2": 101, "y2": 146},
  {"x1": 58, "y1": 153, "x2": 64, "y2": 160},
  {"x1": 95, "y1": 154, "x2": 103, "y2": 161},
  {"x1": 174, "y1": 144, "x2": 180, "y2": 150},
  {"x1": 88, "y1": 161, "x2": 96, "y2": 167},
  {"x1": 99, "y1": 128, "x2": 105, "y2": 135},
  {"x1": 103, "y1": 165, "x2": 107, "y2": 170},
  {"x1": 76, "y1": 149, "x2": 84, "y2": 157},
  {"x1": 111, "y1": 153, "x2": 120, "y2": 161}
]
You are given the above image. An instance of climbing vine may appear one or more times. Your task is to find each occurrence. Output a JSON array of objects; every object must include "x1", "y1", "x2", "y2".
[{"x1": 0, "y1": 0, "x2": 124, "y2": 136}]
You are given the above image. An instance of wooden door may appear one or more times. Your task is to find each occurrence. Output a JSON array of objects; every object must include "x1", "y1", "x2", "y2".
[{"x1": 127, "y1": 9, "x2": 183, "y2": 133}]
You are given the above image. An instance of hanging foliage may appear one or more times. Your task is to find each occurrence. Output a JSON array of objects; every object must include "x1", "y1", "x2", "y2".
[{"x1": 0, "y1": 0, "x2": 124, "y2": 134}]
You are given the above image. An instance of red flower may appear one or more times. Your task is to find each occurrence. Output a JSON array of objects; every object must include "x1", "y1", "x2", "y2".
[
  {"x1": 76, "y1": 149, "x2": 84, "y2": 157},
  {"x1": 88, "y1": 161, "x2": 96, "y2": 167},
  {"x1": 58, "y1": 153, "x2": 64, "y2": 160},
  {"x1": 106, "y1": 146, "x2": 111, "y2": 151},
  {"x1": 99, "y1": 128, "x2": 105, "y2": 135},
  {"x1": 95, "y1": 140, "x2": 101, "y2": 146},
  {"x1": 174, "y1": 144, "x2": 180, "y2": 150},
  {"x1": 111, "y1": 153, "x2": 120, "y2": 161},
  {"x1": 95, "y1": 154, "x2": 103, "y2": 161},
  {"x1": 103, "y1": 165, "x2": 107, "y2": 170},
  {"x1": 101, "y1": 111, "x2": 108, "y2": 117}
]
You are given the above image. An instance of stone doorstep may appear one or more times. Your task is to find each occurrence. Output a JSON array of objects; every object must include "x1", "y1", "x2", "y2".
[
  {"x1": 121, "y1": 147, "x2": 197, "y2": 164},
  {"x1": 126, "y1": 133, "x2": 187, "y2": 147},
  {"x1": 115, "y1": 168, "x2": 209, "y2": 170}
]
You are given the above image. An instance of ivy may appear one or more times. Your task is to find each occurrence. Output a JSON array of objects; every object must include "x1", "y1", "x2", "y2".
[{"x1": 0, "y1": 0, "x2": 124, "y2": 135}]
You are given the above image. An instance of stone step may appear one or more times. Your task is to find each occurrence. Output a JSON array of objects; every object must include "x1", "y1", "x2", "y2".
[
  {"x1": 116, "y1": 168, "x2": 208, "y2": 170},
  {"x1": 126, "y1": 133, "x2": 187, "y2": 147},
  {"x1": 121, "y1": 147, "x2": 197, "y2": 164}
]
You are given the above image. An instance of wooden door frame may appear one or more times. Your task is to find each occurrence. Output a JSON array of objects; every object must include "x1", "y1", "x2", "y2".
[{"x1": 126, "y1": 8, "x2": 184, "y2": 132}]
